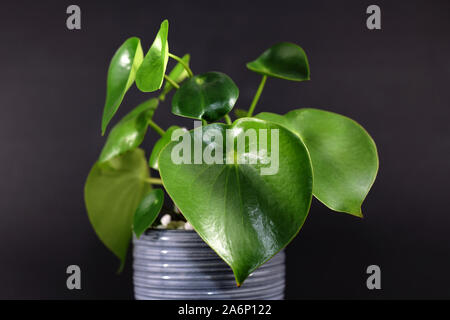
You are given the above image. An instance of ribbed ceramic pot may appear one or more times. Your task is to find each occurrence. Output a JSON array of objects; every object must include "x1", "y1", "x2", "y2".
[{"x1": 133, "y1": 229, "x2": 285, "y2": 300}]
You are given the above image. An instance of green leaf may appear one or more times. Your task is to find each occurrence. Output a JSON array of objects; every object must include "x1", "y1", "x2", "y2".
[
  {"x1": 99, "y1": 98, "x2": 159, "y2": 163},
  {"x1": 246, "y1": 42, "x2": 310, "y2": 81},
  {"x1": 133, "y1": 189, "x2": 165, "y2": 238},
  {"x1": 102, "y1": 37, "x2": 144, "y2": 135},
  {"x1": 172, "y1": 71, "x2": 239, "y2": 122},
  {"x1": 158, "y1": 118, "x2": 312, "y2": 285},
  {"x1": 234, "y1": 108, "x2": 249, "y2": 119},
  {"x1": 84, "y1": 149, "x2": 150, "y2": 270},
  {"x1": 256, "y1": 109, "x2": 378, "y2": 217},
  {"x1": 149, "y1": 125, "x2": 187, "y2": 170},
  {"x1": 159, "y1": 54, "x2": 190, "y2": 101},
  {"x1": 136, "y1": 20, "x2": 169, "y2": 92}
]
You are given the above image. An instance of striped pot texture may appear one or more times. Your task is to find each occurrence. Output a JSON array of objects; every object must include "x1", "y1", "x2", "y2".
[{"x1": 133, "y1": 229, "x2": 285, "y2": 300}]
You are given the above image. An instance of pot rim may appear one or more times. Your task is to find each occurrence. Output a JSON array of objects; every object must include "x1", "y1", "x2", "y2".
[{"x1": 145, "y1": 227, "x2": 196, "y2": 233}]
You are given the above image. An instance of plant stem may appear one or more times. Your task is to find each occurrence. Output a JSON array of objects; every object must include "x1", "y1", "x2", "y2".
[
  {"x1": 224, "y1": 114, "x2": 232, "y2": 125},
  {"x1": 148, "y1": 119, "x2": 165, "y2": 136},
  {"x1": 158, "y1": 93, "x2": 166, "y2": 101},
  {"x1": 168, "y1": 53, "x2": 194, "y2": 77},
  {"x1": 247, "y1": 75, "x2": 268, "y2": 117},
  {"x1": 202, "y1": 119, "x2": 208, "y2": 126},
  {"x1": 145, "y1": 178, "x2": 163, "y2": 185},
  {"x1": 164, "y1": 74, "x2": 180, "y2": 89}
]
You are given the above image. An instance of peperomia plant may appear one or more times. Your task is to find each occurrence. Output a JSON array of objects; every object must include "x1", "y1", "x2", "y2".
[{"x1": 84, "y1": 20, "x2": 378, "y2": 285}]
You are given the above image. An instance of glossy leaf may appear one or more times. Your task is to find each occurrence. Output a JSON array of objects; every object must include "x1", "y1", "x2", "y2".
[
  {"x1": 159, "y1": 54, "x2": 190, "y2": 101},
  {"x1": 149, "y1": 125, "x2": 187, "y2": 170},
  {"x1": 98, "y1": 98, "x2": 158, "y2": 163},
  {"x1": 172, "y1": 71, "x2": 239, "y2": 122},
  {"x1": 246, "y1": 42, "x2": 310, "y2": 81},
  {"x1": 158, "y1": 118, "x2": 312, "y2": 285},
  {"x1": 133, "y1": 188, "x2": 165, "y2": 237},
  {"x1": 136, "y1": 20, "x2": 169, "y2": 92},
  {"x1": 84, "y1": 149, "x2": 150, "y2": 270},
  {"x1": 102, "y1": 37, "x2": 144, "y2": 135},
  {"x1": 256, "y1": 109, "x2": 378, "y2": 217}
]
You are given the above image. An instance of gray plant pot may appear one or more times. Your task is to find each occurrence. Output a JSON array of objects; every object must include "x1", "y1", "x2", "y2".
[{"x1": 133, "y1": 229, "x2": 285, "y2": 300}]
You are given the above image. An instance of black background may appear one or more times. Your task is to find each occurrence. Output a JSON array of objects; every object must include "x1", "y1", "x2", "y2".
[{"x1": 1, "y1": 0, "x2": 449, "y2": 299}]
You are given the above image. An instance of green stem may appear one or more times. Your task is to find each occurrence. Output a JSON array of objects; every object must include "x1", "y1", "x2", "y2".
[
  {"x1": 247, "y1": 75, "x2": 267, "y2": 117},
  {"x1": 164, "y1": 74, "x2": 180, "y2": 89},
  {"x1": 145, "y1": 178, "x2": 163, "y2": 185},
  {"x1": 168, "y1": 53, "x2": 194, "y2": 77},
  {"x1": 158, "y1": 93, "x2": 166, "y2": 101},
  {"x1": 148, "y1": 119, "x2": 165, "y2": 136},
  {"x1": 224, "y1": 114, "x2": 232, "y2": 125},
  {"x1": 202, "y1": 119, "x2": 208, "y2": 126}
]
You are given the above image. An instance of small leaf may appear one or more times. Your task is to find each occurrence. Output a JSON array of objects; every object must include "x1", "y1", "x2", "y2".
[
  {"x1": 158, "y1": 119, "x2": 312, "y2": 285},
  {"x1": 246, "y1": 42, "x2": 310, "y2": 81},
  {"x1": 149, "y1": 125, "x2": 187, "y2": 170},
  {"x1": 136, "y1": 20, "x2": 169, "y2": 92},
  {"x1": 133, "y1": 189, "x2": 165, "y2": 237},
  {"x1": 102, "y1": 37, "x2": 144, "y2": 135},
  {"x1": 172, "y1": 71, "x2": 239, "y2": 122},
  {"x1": 256, "y1": 109, "x2": 378, "y2": 216},
  {"x1": 99, "y1": 98, "x2": 159, "y2": 163},
  {"x1": 84, "y1": 149, "x2": 150, "y2": 270},
  {"x1": 234, "y1": 108, "x2": 249, "y2": 119},
  {"x1": 159, "y1": 54, "x2": 190, "y2": 101}
]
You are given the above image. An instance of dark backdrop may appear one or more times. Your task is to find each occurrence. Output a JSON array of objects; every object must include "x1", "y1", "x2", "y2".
[{"x1": 1, "y1": 0, "x2": 449, "y2": 299}]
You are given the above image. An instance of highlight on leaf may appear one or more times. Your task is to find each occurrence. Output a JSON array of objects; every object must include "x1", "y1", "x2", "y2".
[
  {"x1": 171, "y1": 71, "x2": 239, "y2": 122},
  {"x1": 136, "y1": 20, "x2": 169, "y2": 92},
  {"x1": 102, "y1": 37, "x2": 144, "y2": 135}
]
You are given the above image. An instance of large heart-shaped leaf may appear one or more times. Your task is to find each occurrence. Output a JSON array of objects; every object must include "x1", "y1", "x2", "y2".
[
  {"x1": 99, "y1": 98, "x2": 159, "y2": 163},
  {"x1": 246, "y1": 42, "x2": 310, "y2": 81},
  {"x1": 85, "y1": 148, "x2": 150, "y2": 270},
  {"x1": 159, "y1": 54, "x2": 190, "y2": 101},
  {"x1": 136, "y1": 20, "x2": 169, "y2": 92},
  {"x1": 133, "y1": 188, "x2": 164, "y2": 238},
  {"x1": 149, "y1": 125, "x2": 187, "y2": 170},
  {"x1": 158, "y1": 118, "x2": 312, "y2": 285},
  {"x1": 172, "y1": 71, "x2": 239, "y2": 122},
  {"x1": 256, "y1": 109, "x2": 378, "y2": 217},
  {"x1": 102, "y1": 37, "x2": 144, "y2": 135}
]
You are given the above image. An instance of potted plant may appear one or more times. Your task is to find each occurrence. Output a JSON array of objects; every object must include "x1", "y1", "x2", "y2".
[{"x1": 84, "y1": 19, "x2": 378, "y2": 300}]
